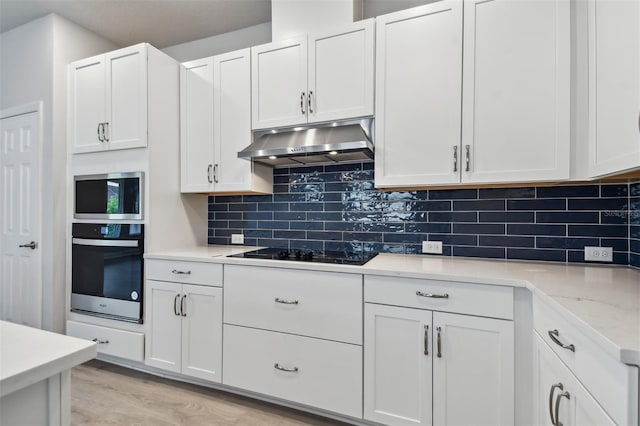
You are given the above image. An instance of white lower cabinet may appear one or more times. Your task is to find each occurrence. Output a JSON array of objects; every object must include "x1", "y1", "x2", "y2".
[
  {"x1": 223, "y1": 325, "x2": 362, "y2": 418},
  {"x1": 364, "y1": 275, "x2": 514, "y2": 426},
  {"x1": 66, "y1": 320, "x2": 144, "y2": 362},
  {"x1": 145, "y1": 280, "x2": 222, "y2": 383},
  {"x1": 534, "y1": 333, "x2": 615, "y2": 426}
]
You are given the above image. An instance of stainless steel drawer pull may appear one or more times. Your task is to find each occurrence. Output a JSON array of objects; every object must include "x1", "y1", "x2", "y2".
[
  {"x1": 300, "y1": 92, "x2": 306, "y2": 115},
  {"x1": 171, "y1": 269, "x2": 191, "y2": 275},
  {"x1": 416, "y1": 291, "x2": 449, "y2": 299},
  {"x1": 274, "y1": 363, "x2": 299, "y2": 373},
  {"x1": 274, "y1": 297, "x2": 299, "y2": 305},
  {"x1": 424, "y1": 324, "x2": 429, "y2": 356},
  {"x1": 174, "y1": 294, "x2": 180, "y2": 316},
  {"x1": 554, "y1": 390, "x2": 570, "y2": 426},
  {"x1": 181, "y1": 295, "x2": 187, "y2": 317},
  {"x1": 436, "y1": 326, "x2": 442, "y2": 358},
  {"x1": 453, "y1": 145, "x2": 458, "y2": 172},
  {"x1": 97, "y1": 123, "x2": 104, "y2": 142},
  {"x1": 465, "y1": 144, "x2": 471, "y2": 172},
  {"x1": 549, "y1": 382, "x2": 563, "y2": 425},
  {"x1": 548, "y1": 329, "x2": 575, "y2": 352},
  {"x1": 92, "y1": 338, "x2": 109, "y2": 344}
]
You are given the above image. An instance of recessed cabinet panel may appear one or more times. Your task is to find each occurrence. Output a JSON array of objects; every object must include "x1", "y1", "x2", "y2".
[
  {"x1": 432, "y1": 312, "x2": 514, "y2": 425},
  {"x1": 375, "y1": 1, "x2": 463, "y2": 187},
  {"x1": 462, "y1": 0, "x2": 570, "y2": 183},
  {"x1": 145, "y1": 280, "x2": 182, "y2": 373},
  {"x1": 588, "y1": 0, "x2": 640, "y2": 176},
  {"x1": 180, "y1": 58, "x2": 214, "y2": 193},
  {"x1": 364, "y1": 304, "x2": 433, "y2": 426},
  {"x1": 308, "y1": 19, "x2": 375, "y2": 123},
  {"x1": 70, "y1": 55, "x2": 106, "y2": 153},
  {"x1": 251, "y1": 36, "x2": 307, "y2": 129},
  {"x1": 106, "y1": 45, "x2": 147, "y2": 150}
]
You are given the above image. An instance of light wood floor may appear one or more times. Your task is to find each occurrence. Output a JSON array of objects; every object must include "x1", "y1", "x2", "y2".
[{"x1": 71, "y1": 360, "x2": 348, "y2": 426}]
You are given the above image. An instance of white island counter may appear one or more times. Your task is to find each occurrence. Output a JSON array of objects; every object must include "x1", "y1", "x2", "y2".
[{"x1": 1, "y1": 321, "x2": 96, "y2": 426}]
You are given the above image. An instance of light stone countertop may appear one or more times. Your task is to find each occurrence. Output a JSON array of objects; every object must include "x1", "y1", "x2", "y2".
[
  {"x1": 0, "y1": 321, "x2": 97, "y2": 397},
  {"x1": 145, "y1": 246, "x2": 640, "y2": 366}
]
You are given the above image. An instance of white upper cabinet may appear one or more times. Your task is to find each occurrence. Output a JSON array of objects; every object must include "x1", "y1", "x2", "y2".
[
  {"x1": 307, "y1": 19, "x2": 375, "y2": 123},
  {"x1": 180, "y1": 58, "x2": 215, "y2": 193},
  {"x1": 251, "y1": 19, "x2": 375, "y2": 130},
  {"x1": 69, "y1": 44, "x2": 147, "y2": 153},
  {"x1": 180, "y1": 49, "x2": 272, "y2": 194},
  {"x1": 375, "y1": 0, "x2": 570, "y2": 188},
  {"x1": 375, "y1": 1, "x2": 463, "y2": 187},
  {"x1": 462, "y1": 0, "x2": 570, "y2": 184},
  {"x1": 251, "y1": 36, "x2": 308, "y2": 129},
  {"x1": 588, "y1": 0, "x2": 640, "y2": 177}
]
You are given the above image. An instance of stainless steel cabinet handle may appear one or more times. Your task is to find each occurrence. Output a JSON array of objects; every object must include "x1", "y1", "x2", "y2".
[
  {"x1": 207, "y1": 164, "x2": 213, "y2": 184},
  {"x1": 554, "y1": 391, "x2": 570, "y2": 426},
  {"x1": 424, "y1": 324, "x2": 429, "y2": 356},
  {"x1": 300, "y1": 92, "x2": 306, "y2": 115},
  {"x1": 213, "y1": 164, "x2": 219, "y2": 183},
  {"x1": 436, "y1": 326, "x2": 442, "y2": 358},
  {"x1": 274, "y1": 363, "x2": 299, "y2": 373},
  {"x1": 103, "y1": 122, "x2": 110, "y2": 142},
  {"x1": 274, "y1": 297, "x2": 299, "y2": 305},
  {"x1": 453, "y1": 145, "x2": 458, "y2": 172},
  {"x1": 549, "y1": 383, "x2": 564, "y2": 425},
  {"x1": 465, "y1": 145, "x2": 471, "y2": 172},
  {"x1": 171, "y1": 269, "x2": 191, "y2": 275},
  {"x1": 173, "y1": 294, "x2": 180, "y2": 316},
  {"x1": 416, "y1": 291, "x2": 449, "y2": 299},
  {"x1": 97, "y1": 123, "x2": 104, "y2": 142},
  {"x1": 181, "y1": 295, "x2": 187, "y2": 317},
  {"x1": 18, "y1": 241, "x2": 38, "y2": 249},
  {"x1": 92, "y1": 338, "x2": 109, "y2": 344},
  {"x1": 548, "y1": 329, "x2": 575, "y2": 352},
  {"x1": 308, "y1": 91, "x2": 314, "y2": 114}
]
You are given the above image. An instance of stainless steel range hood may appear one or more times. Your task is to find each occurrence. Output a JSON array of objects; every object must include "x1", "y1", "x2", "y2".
[{"x1": 238, "y1": 118, "x2": 374, "y2": 167}]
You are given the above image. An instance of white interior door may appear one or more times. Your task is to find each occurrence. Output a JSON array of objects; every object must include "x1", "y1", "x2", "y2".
[{"x1": 0, "y1": 107, "x2": 41, "y2": 328}]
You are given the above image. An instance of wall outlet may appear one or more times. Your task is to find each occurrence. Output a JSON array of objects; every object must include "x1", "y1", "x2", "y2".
[
  {"x1": 231, "y1": 234, "x2": 245, "y2": 245},
  {"x1": 584, "y1": 246, "x2": 613, "y2": 262},
  {"x1": 422, "y1": 241, "x2": 443, "y2": 254}
]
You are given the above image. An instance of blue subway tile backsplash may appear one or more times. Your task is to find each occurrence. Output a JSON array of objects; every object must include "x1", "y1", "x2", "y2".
[{"x1": 208, "y1": 162, "x2": 640, "y2": 268}]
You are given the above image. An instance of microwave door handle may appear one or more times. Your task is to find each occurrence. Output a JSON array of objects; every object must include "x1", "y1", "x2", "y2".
[{"x1": 72, "y1": 238, "x2": 139, "y2": 247}]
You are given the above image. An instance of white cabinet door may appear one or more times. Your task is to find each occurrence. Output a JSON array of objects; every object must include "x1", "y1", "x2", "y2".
[
  {"x1": 69, "y1": 54, "x2": 106, "y2": 153},
  {"x1": 213, "y1": 49, "x2": 254, "y2": 192},
  {"x1": 145, "y1": 280, "x2": 182, "y2": 373},
  {"x1": 588, "y1": 0, "x2": 640, "y2": 177},
  {"x1": 181, "y1": 284, "x2": 222, "y2": 383},
  {"x1": 180, "y1": 58, "x2": 214, "y2": 193},
  {"x1": 364, "y1": 304, "x2": 433, "y2": 426},
  {"x1": 307, "y1": 19, "x2": 375, "y2": 123},
  {"x1": 375, "y1": 1, "x2": 463, "y2": 187},
  {"x1": 251, "y1": 36, "x2": 307, "y2": 129},
  {"x1": 462, "y1": 0, "x2": 570, "y2": 184},
  {"x1": 432, "y1": 312, "x2": 514, "y2": 426},
  {"x1": 534, "y1": 334, "x2": 615, "y2": 426},
  {"x1": 105, "y1": 44, "x2": 148, "y2": 150}
]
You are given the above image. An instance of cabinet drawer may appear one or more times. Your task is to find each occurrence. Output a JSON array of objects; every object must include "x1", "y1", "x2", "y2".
[
  {"x1": 533, "y1": 295, "x2": 638, "y2": 425},
  {"x1": 364, "y1": 275, "x2": 513, "y2": 320},
  {"x1": 223, "y1": 325, "x2": 362, "y2": 418},
  {"x1": 66, "y1": 320, "x2": 144, "y2": 362},
  {"x1": 145, "y1": 259, "x2": 222, "y2": 286},
  {"x1": 224, "y1": 265, "x2": 362, "y2": 344}
]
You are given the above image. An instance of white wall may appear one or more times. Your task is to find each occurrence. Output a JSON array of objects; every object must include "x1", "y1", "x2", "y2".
[
  {"x1": 162, "y1": 22, "x2": 271, "y2": 62},
  {"x1": 0, "y1": 13, "x2": 117, "y2": 333}
]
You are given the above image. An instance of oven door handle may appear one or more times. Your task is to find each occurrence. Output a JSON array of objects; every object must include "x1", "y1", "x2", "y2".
[{"x1": 72, "y1": 238, "x2": 139, "y2": 247}]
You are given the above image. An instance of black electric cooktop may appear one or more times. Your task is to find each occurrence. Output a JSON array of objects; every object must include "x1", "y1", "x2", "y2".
[{"x1": 227, "y1": 248, "x2": 378, "y2": 266}]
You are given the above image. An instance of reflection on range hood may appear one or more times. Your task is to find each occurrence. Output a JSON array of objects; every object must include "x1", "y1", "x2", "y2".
[{"x1": 238, "y1": 118, "x2": 374, "y2": 167}]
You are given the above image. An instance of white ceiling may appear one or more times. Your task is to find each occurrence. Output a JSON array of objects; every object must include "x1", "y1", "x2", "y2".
[{"x1": 0, "y1": 0, "x2": 273, "y2": 48}]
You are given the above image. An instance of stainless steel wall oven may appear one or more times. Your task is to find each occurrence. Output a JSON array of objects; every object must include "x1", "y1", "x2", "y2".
[{"x1": 71, "y1": 223, "x2": 144, "y2": 323}]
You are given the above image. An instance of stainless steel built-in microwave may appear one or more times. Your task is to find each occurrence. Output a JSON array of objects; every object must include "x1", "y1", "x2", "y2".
[{"x1": 74, "y1": 172, "x2": 144, "y2": 220}]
